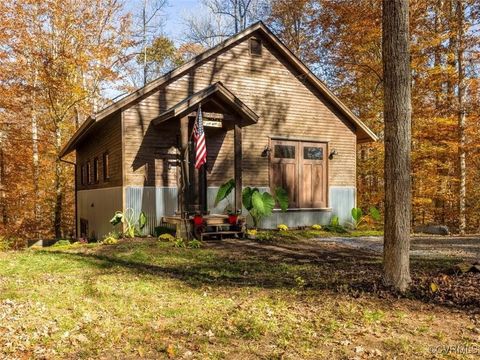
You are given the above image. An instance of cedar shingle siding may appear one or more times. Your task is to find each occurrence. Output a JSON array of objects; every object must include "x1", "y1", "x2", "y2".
[
  {"x1": 123, "y1": 33, "x2": 356, "y2": 189},
  {"x1": 76, "y1": 112, "x2": 122, "y2": 190}
]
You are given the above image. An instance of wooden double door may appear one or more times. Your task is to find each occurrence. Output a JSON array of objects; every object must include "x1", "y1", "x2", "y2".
[{"x1": 270, "y1": 139, "x2": 328, "y2": 208}]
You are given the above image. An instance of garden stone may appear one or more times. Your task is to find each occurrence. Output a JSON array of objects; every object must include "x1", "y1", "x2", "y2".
[{"x1": 414, "y1": 225, "x2": 450, "y2": 235}]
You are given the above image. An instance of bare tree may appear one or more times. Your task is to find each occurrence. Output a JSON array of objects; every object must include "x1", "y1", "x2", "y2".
[
  {"x1": 183, "y1": 0, "x2": 269, "y2": 47},
  {"x1": 382, "y1": 0, "x2": 412, "y2": 292},
  {"x1": 127, "y1": 0, "x2": 168, "y2": 87}
]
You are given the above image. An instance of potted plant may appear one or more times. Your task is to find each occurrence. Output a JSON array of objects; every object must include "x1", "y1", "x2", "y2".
[
  {"x1": 193, "y1": 213, "x2": 204, "y2": 226},
  {"x1": 227, "y1": 209, "x2": 241, "y2": 224}
]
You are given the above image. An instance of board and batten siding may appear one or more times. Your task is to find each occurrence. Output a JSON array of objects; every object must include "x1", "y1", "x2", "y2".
[{"x1": 122, "y1": 33, "x2": 356, "y2": 190}]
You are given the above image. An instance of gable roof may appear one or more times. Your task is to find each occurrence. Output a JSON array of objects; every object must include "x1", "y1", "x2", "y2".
[
  {"x1": 60, "y1": 21, "x2": 376, "y2": 158},
  {"x1": 153, "y1": 82, "x2": 259, "y2": 126}
]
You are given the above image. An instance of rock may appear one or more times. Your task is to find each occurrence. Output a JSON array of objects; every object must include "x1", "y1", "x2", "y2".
[{"x1": 414, "y1": 224, "x2": 450, "y2": 235}]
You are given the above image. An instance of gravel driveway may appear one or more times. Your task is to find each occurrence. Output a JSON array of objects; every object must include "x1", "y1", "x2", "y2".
[{"x1": 314, "y1": 235, "x2": 480, "y2": 260}]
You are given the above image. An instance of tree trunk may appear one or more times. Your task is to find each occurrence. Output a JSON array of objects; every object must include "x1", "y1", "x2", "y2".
[
  {"x1": 382, "y1": 0, "x2": 412, "y2": 292},
  {"x1": 456, "y1": 0, "x2": 466, "y2": 235},
  {"x1": 142, "y1": 0, "x2": 148, "y2": 86},
  {"x1": 53, "y1": 125, "x2": 62, "y2": 239},
  {"x1": 0, "y1": 137, "x2": 6, "y2": 225},
  {"x1": 31, "y1": 71, "x2": 40, "y2": 234}
]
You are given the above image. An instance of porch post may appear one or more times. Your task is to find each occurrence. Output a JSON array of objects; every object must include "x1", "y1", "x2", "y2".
[
  {"x1": 179, "y1": 116, "x2": 189, "y2": 216},
  {"x1": 234, "y1": 123, "x2": 242, "y2": 212}
]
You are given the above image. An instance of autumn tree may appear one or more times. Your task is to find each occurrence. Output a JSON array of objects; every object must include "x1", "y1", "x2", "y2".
[
  {"x1": 0, "y1": 0, "x2": 132, "y2": 239},
  {"x1": 266, "y1": 0, "x2": 320, "y2": 66},
  {"x1": 137, "y1": 36, "x2": 187, "y2": 78}
]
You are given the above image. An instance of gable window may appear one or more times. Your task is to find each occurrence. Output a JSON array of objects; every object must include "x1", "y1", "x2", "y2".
[
  {"x1": 93, "y1": 157, "x2": 99, "y2": 183},
  {"x1": 270, "y1": 139, "x2": 328, "y2": 209},
  {"x1": 103, "y1": 152, "x2": 110, "y2": 181},
  {"x1": 250, "y1": 37, "x2": 262, "y2": 56},
  {"x1": 86, "y1": 161, "x2": 91, "y2": 185}
]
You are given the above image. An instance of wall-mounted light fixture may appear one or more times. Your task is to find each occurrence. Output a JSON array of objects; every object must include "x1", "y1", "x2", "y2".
[
  {"x1": 261, "y1": 145, "x2": 271, "y2": 158},
  {"x1": 329, "y1": 149, "x2": 338, "y2": 160}
]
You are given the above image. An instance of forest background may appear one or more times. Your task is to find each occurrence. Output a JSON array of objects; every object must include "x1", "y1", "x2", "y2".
[{"x1": 0, "y1": 0, "x2": 478, "y2": 240}]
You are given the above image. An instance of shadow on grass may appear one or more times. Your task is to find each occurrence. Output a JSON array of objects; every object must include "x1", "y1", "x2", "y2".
[{"x1": 37, "y1": 238, "x2": 479, "y2": 311}]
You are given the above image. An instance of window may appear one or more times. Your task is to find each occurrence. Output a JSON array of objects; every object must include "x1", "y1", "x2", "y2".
[
  {"x1": 80, "y1": 164, "x2": 86, "y2": 186},
  {"x1": 303, "y1": 146, "x2": 323, "y2": 160},
  {"x1": 93, "y1": 157, "x2": 99, "y2": 183},
  {"x1": 86, "y1": 161, "x2": 91, "y2": 185},
  {"x1": 274, "y1": 145, "x2": 295, "y2": 159},
  {"x1": 270, "y1": 140, "x2": 327, "y2": 208},
  {"x1": 250, "y1": 37, "x2": 262, "y2": 56},
  {"x1": 103, "y1": 152, "x2": 110, "y2": 181}
]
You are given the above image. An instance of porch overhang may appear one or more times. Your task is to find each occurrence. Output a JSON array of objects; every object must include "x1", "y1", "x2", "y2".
[{"x1": 152, "y1": 82, "x2": 259, "y2": 127}]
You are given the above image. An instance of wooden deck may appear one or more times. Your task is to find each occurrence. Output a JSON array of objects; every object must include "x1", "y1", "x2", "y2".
[{"x1": 162, "y1": 214, "x2": 246, "y2": 240}]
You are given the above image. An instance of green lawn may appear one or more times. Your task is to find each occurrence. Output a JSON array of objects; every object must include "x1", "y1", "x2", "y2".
[{"x1": 0, "y1": 238, "x2": 478, "y2": 359}]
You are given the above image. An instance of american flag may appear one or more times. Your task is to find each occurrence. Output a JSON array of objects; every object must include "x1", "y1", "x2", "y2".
[{"x1": 193, "y1": 104, "x2": 207, "y2": 169}]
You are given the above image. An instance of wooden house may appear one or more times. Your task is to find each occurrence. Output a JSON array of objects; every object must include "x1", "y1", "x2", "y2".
[{"x1": 60, "y1": 22, "x2": 377, "y2": 240}]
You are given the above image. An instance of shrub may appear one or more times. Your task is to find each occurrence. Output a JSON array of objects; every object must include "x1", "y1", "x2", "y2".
[
  {"x1": 154, "y1": 225, "x2": 175, "y2": 237},
  {"x1": 243, "y1": 186, "x2": 289, "y2": 228},
  {"x1": 0, "y1": 236, "x2": 27, "y2": 251},
  {"x1": 102, "y1": 232, "x2": 120, "y2": 245},
  {"x1": 256, "y1": 231, "x2": 275, "y2": 243},
  {"x1": 158, "y1": 233, "x2": 175, "y2": 242},
  {"x1": 350, "y1": 207, "x2": 381, "y2": 229},
  {"x1": 311, "y1": 224, "x2": 322, "y2": 230},
  {"x1": 110, "y1": 209, "x2": 147, "y2": 238},
  {"x1": 277, "y1": 224, "x2": 289, "y2": 232},
  {"x1": 102, "y1": 237, "x2": 118, "y2": 245},
  {"x1": 216, "y1": 180, "x2": 289, "y2": 228},
  {"x1": 187, "y1": 239, "x2": 202, "y2": 248},
  {"x1": 247, "y1": 229, "x2": 257, "y2": 237},
  {"x1": 53, "y1": 240, "x2": 71, "y2": 247},
  {"x1": 323, "y1": 216, "x2": 347, "y2": 233},
  {"x1": 170, "y1": 238, "x2": 202, "y2": 249},
  {"x1": 173, "y1": 238, "x2": 186, "y2": 248}
]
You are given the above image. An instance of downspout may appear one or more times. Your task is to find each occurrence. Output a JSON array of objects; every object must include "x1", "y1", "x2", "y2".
[{"x1": 59, "y1": 158, "x2": 78, "y2": 240}]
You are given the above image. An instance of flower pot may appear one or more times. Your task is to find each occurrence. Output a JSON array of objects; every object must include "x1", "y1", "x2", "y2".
[
  {"x1": 193, "y1": 215, "x2": 203, "y2": 226},
  {"x1": 228, "y1": 214, "x2": 238, "y2": 225}
]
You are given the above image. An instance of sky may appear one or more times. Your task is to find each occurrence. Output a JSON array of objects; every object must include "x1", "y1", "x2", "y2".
[
  {"x1": 125, "y1": 0, "x2": 202, "y2": 44},
  {"x1": 163, "y1": 0, "x2": 200, "y2": 41}
]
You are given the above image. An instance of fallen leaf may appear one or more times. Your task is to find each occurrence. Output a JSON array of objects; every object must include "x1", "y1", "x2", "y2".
[{"x1": 354, "y1": 345, "x2": 364, "y2": 353}]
